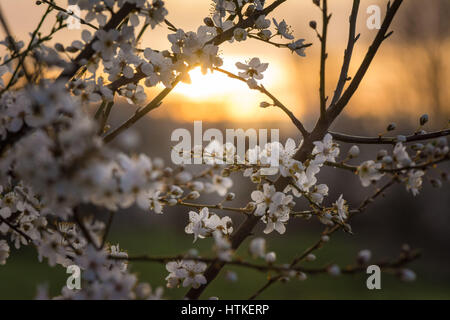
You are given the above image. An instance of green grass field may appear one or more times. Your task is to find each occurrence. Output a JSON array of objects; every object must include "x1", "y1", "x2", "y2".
[{"x1": 1, "y1": 227, "x2": 449, "y2": 300}]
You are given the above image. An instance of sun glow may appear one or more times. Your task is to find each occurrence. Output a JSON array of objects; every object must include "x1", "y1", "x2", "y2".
[{"x1": 167, "y1": 56, "x2": 287, "y2": 122}]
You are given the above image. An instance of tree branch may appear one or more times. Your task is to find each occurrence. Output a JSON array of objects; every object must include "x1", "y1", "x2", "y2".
[
  {"x1": 214, "y1": 67, "x2": 309, "y2": 137},
  {"x1": 327, "y1": 0, "x2": 403, "y2": 120},
  {"x1": 330, "y1": 128, "x2": 450, "y2": 145},
  {"x1": 330, "y1": 0, "x2": 360, "y2": 106},
  {"x1": 319, "y1": 0, "x2": 329, "y2": 115}
]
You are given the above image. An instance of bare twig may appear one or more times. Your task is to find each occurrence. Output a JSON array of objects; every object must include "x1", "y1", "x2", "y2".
[
  {"x1": 39, "y1": 0, "x2": 98, "y2": 30},
  {"x1": 213, "y1": 67, "x2": 309, "y2": 137},
  {"x1": 330, "y1": 0, "x2": 360, "y2": 106},
  {"x1": 327, "y1": 0, "x2": 403, "y2": 120},
  {"x1": 330, "y1": 129, "x2": 450, "y2": 145},
  {"x1": 103, "y1": 77, "x2": 180, "y2": 143},
  {"x1": 0, "y1": 4, "x2": 32, "y2": 82},
  {"x1": 319, "y1": 0, "x2": 330, "y2": 115}
]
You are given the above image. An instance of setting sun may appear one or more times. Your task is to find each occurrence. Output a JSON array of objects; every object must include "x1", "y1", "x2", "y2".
[{"x1": 165, "y1": 56, "x2": 288, "y2": 121}]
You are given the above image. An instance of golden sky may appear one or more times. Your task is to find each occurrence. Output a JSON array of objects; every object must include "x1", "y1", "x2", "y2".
[{"x1": 1, "y1": 1, "x2": 449, "y2": 125}]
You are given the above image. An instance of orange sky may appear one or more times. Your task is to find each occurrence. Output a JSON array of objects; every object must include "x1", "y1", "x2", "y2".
[{"x1": 1, "y1": 1, "x2": 449, "y2": 125}]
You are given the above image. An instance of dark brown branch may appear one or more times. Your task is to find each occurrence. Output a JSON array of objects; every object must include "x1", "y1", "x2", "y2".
[
  {"x1": 40, "y1": 0, "x2": 98, "y2": 30},
  {"x1": 73, "y1": 208, "x2": 99, "y2": 249},
  {"x1": 103, "y1": 77, "x2": 180, "y2": 143},
  {"x1": 319, "y1": 0, "x2": 329, "y2": 115},
  {"x1": 327, "y1": 0, "x2": 403, "y2": 120},
  {"x1": 0, "y1": 216, "x2": 33, "y2": 243},
  {"x1": 323, "y1": 155, "x2": 449, "y2": 174},
  {"x1": 330, "y1": 129, "x2": 450, "y2": 145},
  {"x1": 249, "y1": 248, "x2": 421, "y2": 299},
  {"x1": 330, "y1": 0, "x2": 360, "y2": 106},
  {"x1": 213, "y1": 67, "x2": 309, "y2": 137}
]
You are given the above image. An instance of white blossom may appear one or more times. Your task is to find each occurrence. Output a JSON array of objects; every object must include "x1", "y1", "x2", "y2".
[
  {"x1": 406, "y1": 170, "x2": 424, "y2": 196},
  {"x1": 313, "y1": 133, "x2": 340, "y2": 163},
  {"x1": 357, "y1": 160, "x2": 384, "y2": 187}
]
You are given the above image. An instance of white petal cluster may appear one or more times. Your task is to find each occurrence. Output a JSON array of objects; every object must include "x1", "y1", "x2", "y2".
[
  {"x1": 236, "y1": 57, "x2": 268, "y2": 88},
  {"x1": 357, "y1": 160, "x2": 384, "y2": 187},
  {"x1": 251, "y1": 183, "x2": 293, "y2": 234},
  {"x1": 185, "y1": 207, "x2": 233, "y2": 242},
  {"x1": 165, "y1": 260, "x2": 207, "y2": 289},
  {"x1": 312, "y1": 133, "x2": 340, "y2": 163}
]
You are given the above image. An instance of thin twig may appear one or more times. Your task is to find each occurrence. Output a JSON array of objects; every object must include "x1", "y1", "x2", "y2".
[
  {"x1": 214, "y1": 67, "x2": 309, "y2": 137},
  {"x1": 330, "y1": 129, "x2": 450, "y2": 145},
  {"x1": 39, "y1": 0, "x2": 98, "y2": 30},
  {"x1": 330, "y1": 0, "x2": 360, "y2": 106},
  {"x1": 327, "y1": 0, "x2": 403, "y2": 120},
  {"x1": 319, "y1": 0, "x2": 329, "y2": 115},
  {"x1": 0, "y1": 4, "x2": 32, "y2": 82}
]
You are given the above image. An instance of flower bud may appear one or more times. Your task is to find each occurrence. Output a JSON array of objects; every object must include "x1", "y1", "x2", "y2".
[
  {"x1": 357, "y1": 249, "x2": 371, "y2": 264},
  {"x1": 233, "y1": 28, "x2": 247, "y2": 42},
  {"x1": 297, "y1": 272, "x2": 307, "y2": 281},
  {"x1": 305, "y1": 254, "x2": 316, "y2": 262},
  {"x1": 203, "y1": 17, "x2": 214, "y2": 27},
  {"x1": 153, "y1": 157, "x2": 164, "y2": 169},
  {"x1": 260, "y1": 101, "x2": 271, "y2": 108},
  {"x1": 386, "y1": 123, "x2": 396, "y2": 131},
  {"x1": 245, "y1": 202, "x2": 256, "y2": 212},
  {"x1": 327, "y1": 264, "x2": 340, "y2": 276},
  {"x1": 265, "y1": 252, "x2": 276, "y2": 263},
  {"x1": 244, "y1": 5, "x2": 255, "y2": 16},
  {"x1": 187, "y1": 191, "x2": 200, "y2": 200},
  {"x1": 225, "y1": 271, "x2": 238, "y2": 282},
  {"x1": 348, "y1": 145, "x2": 360, "y2": 158},
  {"x1": 419, "y1": 114, "x2": 429, "y2": 126},
  {"x1": 430, "y1": 179, "x2": 442, "y2": 188},
  {"x1": 377, "y1": 149, "x2": 388, "y2": 160},
  {"x1": 225, "y1": 192, "x2": 235, "y2": 201},
  {"x1": 249, "y1": 238, "x2": 266, "y2": 258},
  {"x1": 399, "y1": 269, "x2": 416, "y2": 282},
  {"x1": 382, "y1": 155, "x2": 393, "y2": 164},
  {"x1": 309, "y1": 20, "x2": 317, "y2": 29},
  {"x1": 187, "y1": 248, "x2": 199, "y2": 257},
  {"x1": 167, "y1": 198, "x2": 178, "y2": 206},
  {"x1": 54, "y1": 43, "x2": 65, "y2": 52}
]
